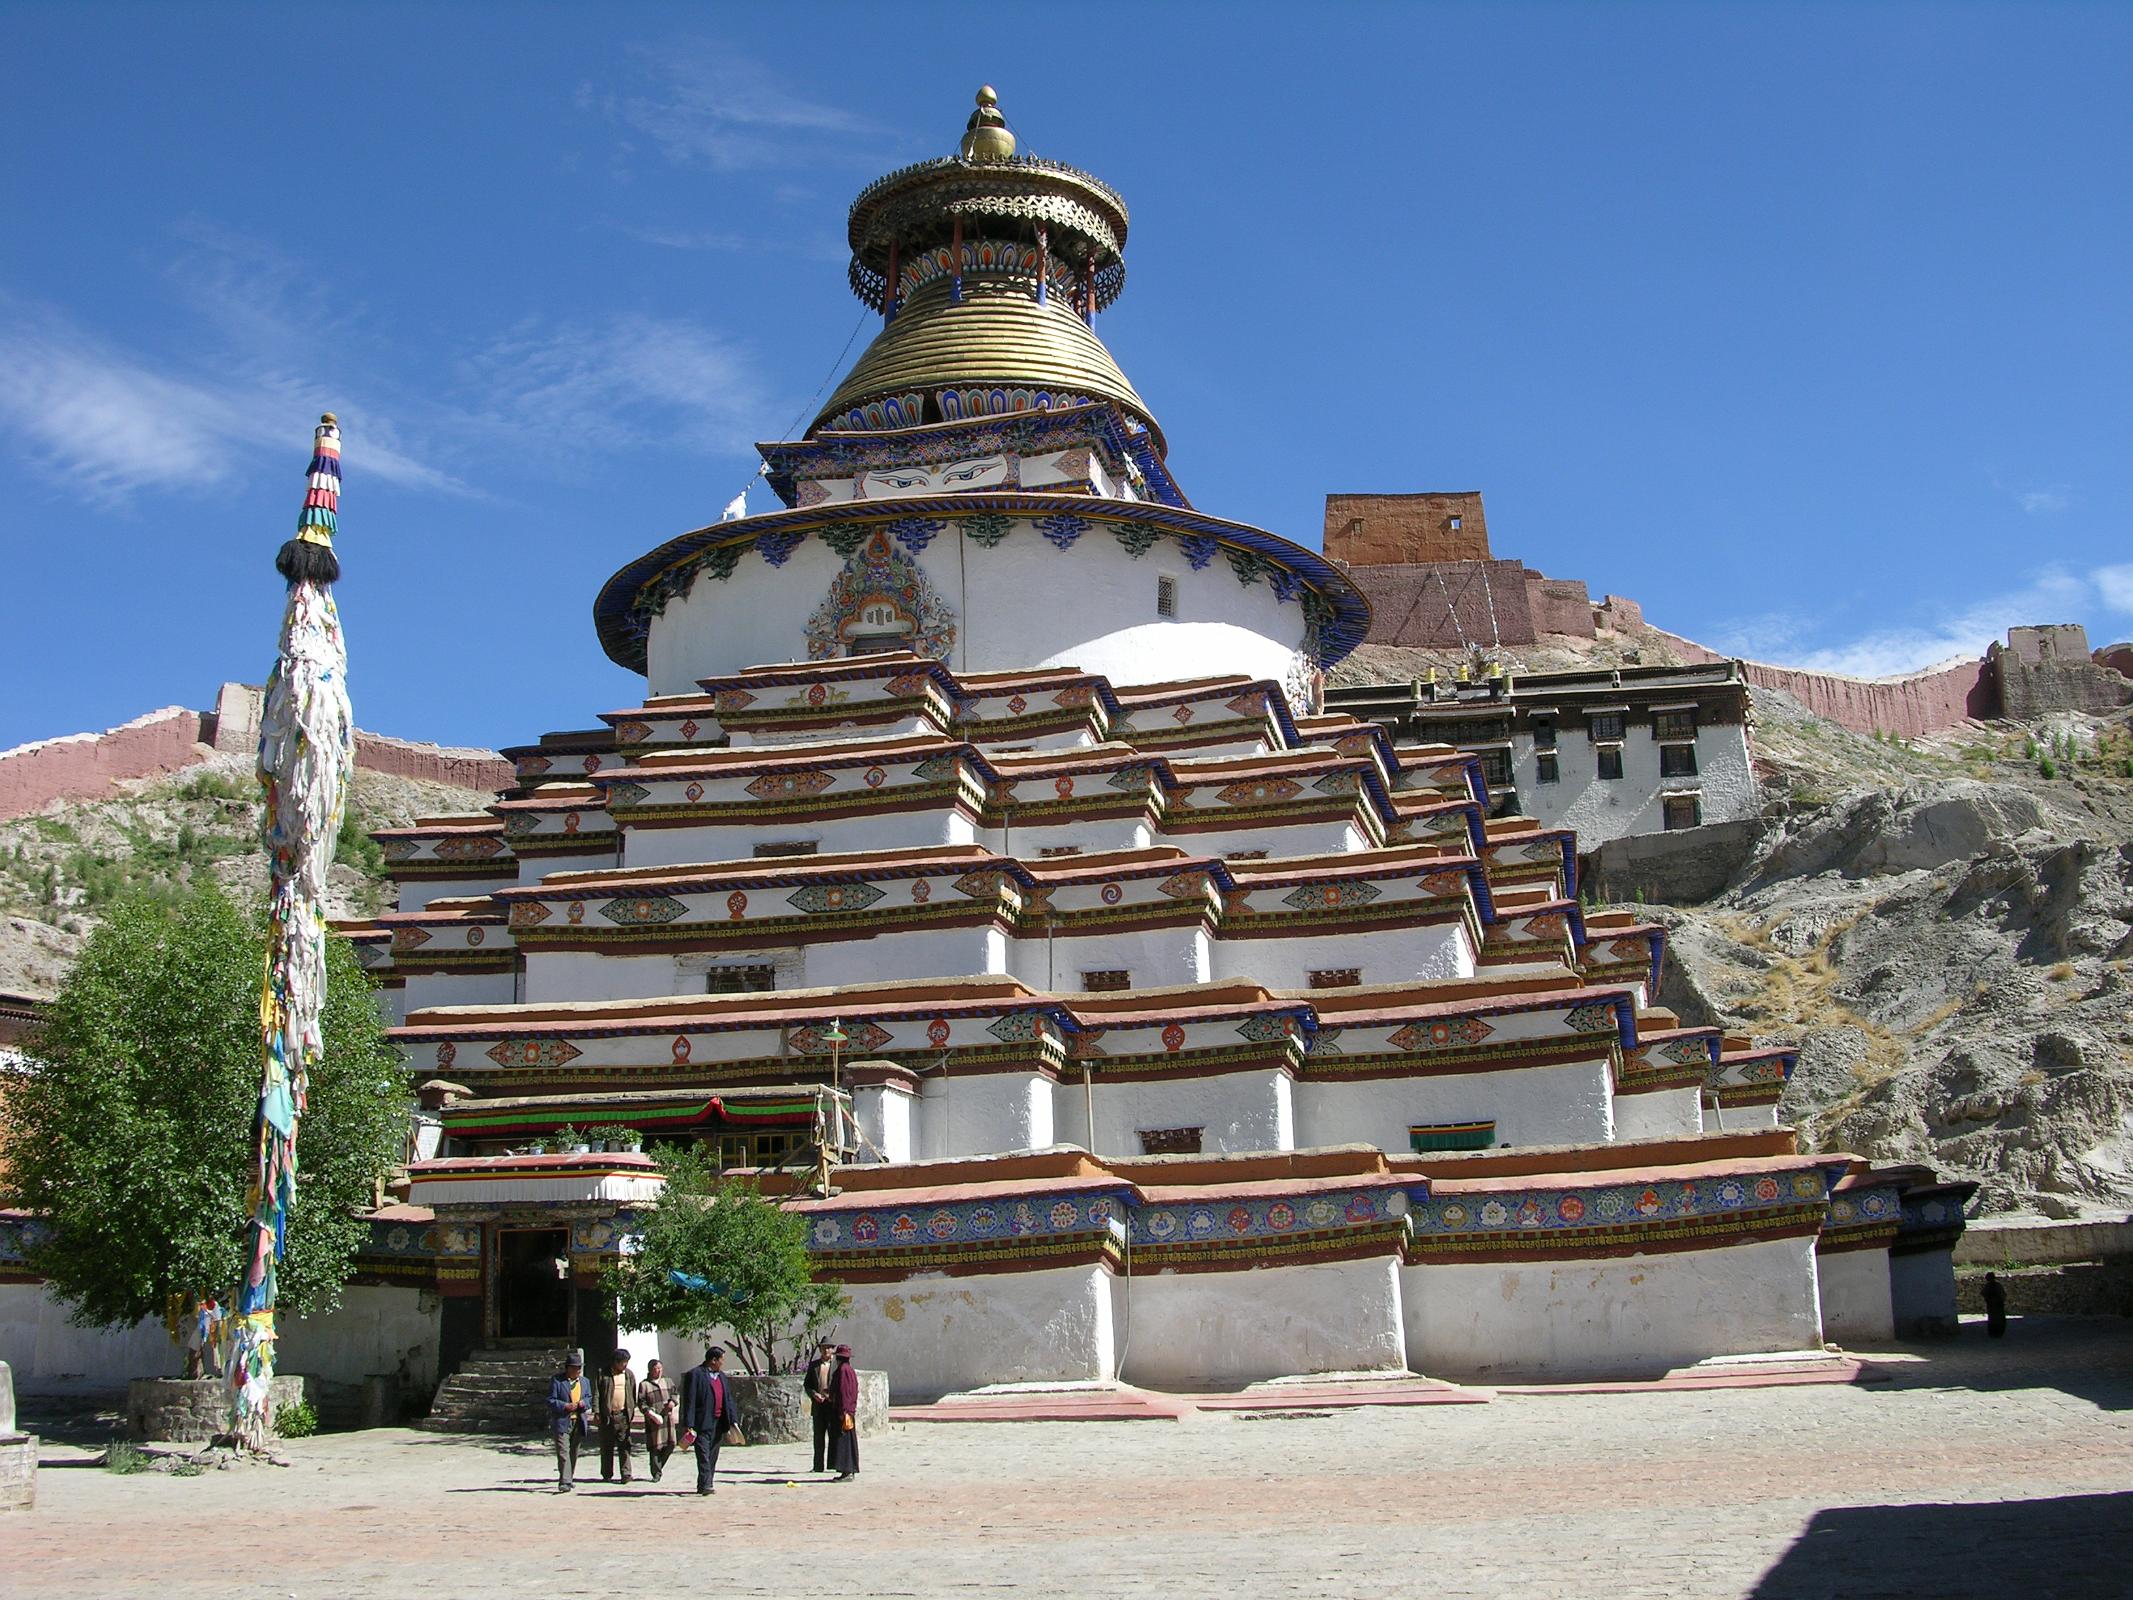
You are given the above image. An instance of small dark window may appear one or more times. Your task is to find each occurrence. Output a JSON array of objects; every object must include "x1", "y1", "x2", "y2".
[
  {"x1": 1478, "y1": 749, "x2": 1514, "y2": 790},
  {"x1": 1039, "y1": 845, "x2": 1084, "y2": 858},
  {"x1": 1654, "y1": 709, "x2": 1697, "y2": 742},
  {"x1": 1308, "y1": 968, "x2": 1361, "y2": 989},
  {"x1": 718, "y1": 1130, "x2": 799, "y2": 1169},
  {"x1": 1664, "y1": 795, "x2": 1702, "y2": 831},
  {"x1": 1531, "y1": 718, "x2": 1557, "y2": 750},
  {"x1": 1660, "y1": 743, "x2": 1699, "y2": 778},
  {"x1": 1139, "y1": 1126, "x2": 1203, "y2": 1155},
  {"x1": 847, "y1": 634, "x2": 906, "y2": 657},
  {"x1": 1156, "y1": 575, "x2": 1178, "y2": 619},
  {"x1": 754, "y1": 841, "x2": 819, "y2": 858},
  {"x1": 1438, "y1": 717, "x2": 1512, "y2": 745},
  {"x1": 706, "y1": 964, "x2": 778, "y2": 994},
  {"x1": 1535, "y1": 752, "x2": 1560, "y2": 784},
  {"x1": 1082, "y1": 969, "x2": 1131, "y2": 992},
  {"x1": 1223, "y1": 849, "x2": 1269, "y2": 861},
  {"x1": 1448, "y1": 514, "x2": 1463, "y2": 532},
  {"x1": 1596, "y1": 746, "x2": 1624, "y2": 781},
  {"x1": 1589, "y1": 711, "x2": 1626, "y2": 742}
]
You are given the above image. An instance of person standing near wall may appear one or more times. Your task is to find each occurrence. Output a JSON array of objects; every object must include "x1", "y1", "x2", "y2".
[
  {"x1": 1983, "y1": 1272, "x2": 2009, "y2": 1338},
  {"x1": 828, "y1": 1344, "x2": 860, "y2": 1482},
  {"x1": 803, "y1": 1339, "x2": 837, "y2": 1474}
]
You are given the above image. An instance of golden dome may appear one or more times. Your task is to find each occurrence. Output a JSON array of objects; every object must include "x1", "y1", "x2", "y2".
[
  {"x1": 958, "y1": 86, "x2": 1017, "y2": 162},
  {"x1": 811, "y1": 274, "x2": 1161, "y2": 448}
]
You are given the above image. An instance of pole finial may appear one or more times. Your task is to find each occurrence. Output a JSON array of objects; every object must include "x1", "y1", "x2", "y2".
[{"x1": 275, "y1": 413, "x2": 342, "y2": 584}]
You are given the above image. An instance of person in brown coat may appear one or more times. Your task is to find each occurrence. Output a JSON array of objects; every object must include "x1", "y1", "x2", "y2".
[
  {"x1": 828, "y1": 1343, "x2": 861, "y2": 1481},
  {"x1": 637, "y1": 1357, "x2": 679, "y2": 1482}
]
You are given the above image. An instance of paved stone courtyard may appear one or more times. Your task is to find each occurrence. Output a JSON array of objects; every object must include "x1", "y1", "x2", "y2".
[{"x1": 14, "y1": 1317, "x2": 2132, "y2": 1599}]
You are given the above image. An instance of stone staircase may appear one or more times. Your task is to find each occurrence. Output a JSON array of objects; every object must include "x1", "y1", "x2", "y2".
[{"x1": 419, "y1": 1348, "x2": 560, "y2": 1435}]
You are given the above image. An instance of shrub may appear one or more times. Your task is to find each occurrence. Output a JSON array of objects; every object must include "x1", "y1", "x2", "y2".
[
  {"x1": 103, "y1": 1438, "x2": 147, "y2": 1475},
  {"x1": 274, "y1": 1399, "x2": 319, "y2": 1439}
]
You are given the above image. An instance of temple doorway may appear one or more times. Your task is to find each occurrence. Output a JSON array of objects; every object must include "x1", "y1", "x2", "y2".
[{"x1": 493, "y1": 1226, "x2": 572, "y2": 1342}]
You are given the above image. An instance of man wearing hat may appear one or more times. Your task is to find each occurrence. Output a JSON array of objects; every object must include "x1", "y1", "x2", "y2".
[
  {"x1": 677, "y1": 1344, "x2": 740, "y2": 1495},
  {"x1": 593, "y1": 1347, "x2": 638, "y2": 1484},
  {"x1": 803, "y1": 1338, "x2": 838, "y2": 1473},
  {"x1": 545, "y1": 1349, "x2": 591, "y2": 1493},
  {"x1": 828, "y1": 1343, "x2": 861, "y2": 1482}
]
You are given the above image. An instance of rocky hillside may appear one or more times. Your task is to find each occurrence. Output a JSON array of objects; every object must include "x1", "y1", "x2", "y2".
[
  {"x1": 0, "y1": 752, "x2": 496, "y2": 996},
  {"x1": 1652, "y1": 690, "x2": 2133, "y2": 1218}
]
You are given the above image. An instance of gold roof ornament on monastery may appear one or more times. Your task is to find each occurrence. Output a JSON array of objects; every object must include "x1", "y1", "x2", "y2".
[{"x1": 815, "y1": 86, "x2": 1160, "y2": 450}]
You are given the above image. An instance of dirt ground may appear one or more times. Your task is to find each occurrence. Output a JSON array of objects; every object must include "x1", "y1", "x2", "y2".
[{"x1": 13, "y1": 1315, "x2": 2133, "y2": 1600}]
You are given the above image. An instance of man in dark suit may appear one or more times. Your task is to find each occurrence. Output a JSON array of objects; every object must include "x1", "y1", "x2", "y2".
[
  {"x1": 545, "y1": 1349, "x2": 590, "y2": 1493},
  {"x1": 677, "y1": 1344, "x2": 740, "y2": 1495},
  {"x1": 803, "y1": 1338, "x2": 837, "y2": 1473}
]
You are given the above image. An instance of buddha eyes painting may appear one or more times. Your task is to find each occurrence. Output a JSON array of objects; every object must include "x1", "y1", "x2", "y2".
[{"x1": 860, "y1": 454, "x2": 1011, "y2": 497}]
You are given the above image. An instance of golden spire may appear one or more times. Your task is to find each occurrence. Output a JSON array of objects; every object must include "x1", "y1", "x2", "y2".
[{"x1": 958, "y1": 85, "x2": 1016, "y2": 162}]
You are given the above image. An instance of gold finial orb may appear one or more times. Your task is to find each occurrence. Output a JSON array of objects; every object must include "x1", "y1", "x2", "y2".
[
  {"x1": 959, "y1": 84, "x2": 1016, "y2": 162},
  {"x1": 320, "y1": 412, "x2": 338, "y2": 425}
]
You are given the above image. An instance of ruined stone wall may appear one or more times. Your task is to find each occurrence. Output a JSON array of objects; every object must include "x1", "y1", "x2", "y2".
[
  {"x1": 1526, "y1": 573, "x2": 1597, "y2": 639},
  {"x1": 1643, "y1": 630, "x2": 1996, "y2": 737},
  {"x1": 1342, "y1": 560, "x2": 1538, "y2": 648},
  {"x1": 0, "y1": 708, "x2": 207, "y2": 821},
  {"x1": 353, "y1": 732, "x2": 513, "y2": 795},
  {"x1": 1324, "y1": 493, "x2": 1490, "y2": 565},
  {"x1": 1993, "y1": 646, "x2": 2133, "y2": 720}
]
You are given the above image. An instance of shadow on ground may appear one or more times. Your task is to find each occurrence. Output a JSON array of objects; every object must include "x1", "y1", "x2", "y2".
[
  {"x1": 1749, "y1": 1491, "x2": 2133, "y2": 1599},
  {"x1": 1861, "y1": 1315, "x2": 2133, "y2": 1412}
]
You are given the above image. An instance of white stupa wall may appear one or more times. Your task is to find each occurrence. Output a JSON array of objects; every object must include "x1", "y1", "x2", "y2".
[
  {"x1": 832, "y1": 1263, "x2": 1119, "y2": 1401},
  {"x1": 1402, "y1": 1233, "x2": 1824, "y2": 1380},
  {"x1": 1612, "y1": 1086, "x2": 1705, "y2": 1141},
  {"x1": 917, "y1": 1071, "x2": 1056, "y2": 1157},
  {"x1": 1817, "y1": 1246, "x2": 1897, "y2": 1345},
  {"x1": 1056, "y1": 1066, "x2": 1295, "y2": 1157},
  {"x1": 1007, "y1": 925, "x2": 1210, "y2": 991},
  {"x1": 1207, "y1": 922, "x2": 1475, "y2": 988},
  {"x1": 1292, "y1": 1057, "x2": 1616, "y2": 1152},
  {"x1": 644, "y1": 522, "x2": 1315, "y2": 697},
  {"x1": 1117, "y1": 1255, "x2": 1408, "y2": 1389}
]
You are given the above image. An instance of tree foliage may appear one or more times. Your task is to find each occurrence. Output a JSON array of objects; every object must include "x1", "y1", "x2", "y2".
[
  {"x1": 1, "y1": 885, "x2": 409, "y2": 1343},
  {"x1": 602, "y1": 1143, "x2": 846, "y2": 1375}
]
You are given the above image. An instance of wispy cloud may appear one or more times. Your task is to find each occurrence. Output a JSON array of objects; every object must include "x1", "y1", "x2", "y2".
[
  {"x1": 2019, "y1": 487, "x2": 2072, "y2": 515},
  {"x1": 580, "y1": 44, "x2": 892, "y2": 174},
  {"x1": 1738, "y1": 565, "x2": 2124, "y2": 680},
  {"x1": 601, "y1": 219, "x2": 846, "y2": 264},
  {"x1": 457, "y1": 313, "x2": 771, "y2": 458}
]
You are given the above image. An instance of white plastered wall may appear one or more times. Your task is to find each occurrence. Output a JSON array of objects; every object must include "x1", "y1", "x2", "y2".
[
  {"x1": 1816, "y1": 1246, "x2": 1896, "y2": 1346},
  {"x1": 851, "y1": 1083, "x2": 916, "y2": 1163},
  {"x1": 1403, "y1": 1233, "x2": 1824, "y2": 1380},
  {"x1": 917, "y1": 1071, "x2": 1056, "y2": 1158},
  {"x1": 1293, "y1": 1057, "x2": 1614, "y2": 1153},
  {"x1": 396, "y1": 877, "x2": 512, "y2": 913},
  {"x1": 401, "y1": 971, "x2": 518, "y2": 1012},
  {"x1": 624, "y1": 807, "x2": 978, "y2": 870},
  {"x1": 1116, "y1": 1255, "x2": 1407, "y2": 1389},
  {"x1": 1056, "y1": 1067, "x2": 1294, "y2": 1158},
  {"x1": 1511, "y1": 721, "x2": 1756, "y2": 846},
  {"x1": 1010, "y1": 925, "x2": 1210, "y2": 991},
  {"x1": 516, "y1": 848, "x2": 617, "y2": 885},
  {"x1": 1889, "y1": 1247, "x2": 1959, "y2": 1334},
  {"x1": 1209, "y1": 922, "x2": 1474, "y2": 988},
  {"x1": 1612, "y1": 1086, "x2": 1704, "y2": 1141},
  {"x1": 828, "y1": 1263, "x2": 1118, "y2": 1400}
]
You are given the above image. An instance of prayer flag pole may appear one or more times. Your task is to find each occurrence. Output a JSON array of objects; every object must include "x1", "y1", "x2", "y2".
[{"x1": 226, "y1": 414, "x2": 354, "y2": 1449}]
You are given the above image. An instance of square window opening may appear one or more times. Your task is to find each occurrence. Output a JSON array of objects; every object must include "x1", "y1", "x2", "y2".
[
  {"x1": 1156, "y1": 575, "x2": 1179, "y2": 620},
  {"x1": 1596, "y1": 745, "x2": 1624, "y2": 781},
  {"x1": 1081, "y1": 969, "x2": 1132, "y2": 992},
  {"x1": 1535, "y1": 752, "x2": 1561, "y2": 784},
  {"x1": 1138, "y1": 1126, "x2": 1203, "y2": 1155},
  {"x1": 1659, "y1": 743, "x2": 1699, "y2": 778},
  {"x1": 1308, "y1": 967, "x2": 1362, "y2": 989}
]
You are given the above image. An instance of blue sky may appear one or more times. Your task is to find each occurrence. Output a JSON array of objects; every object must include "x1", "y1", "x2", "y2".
[{"x1": 3, "y1": 2, "x2": 2129, "y2": 752}]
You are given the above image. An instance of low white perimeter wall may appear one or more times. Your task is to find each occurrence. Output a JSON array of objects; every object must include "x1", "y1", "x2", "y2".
[
  {"x1": 1613, "y1": 1087, "x2": 1703, "y2": 1142},
  {"x1": 1293, "y1": 1057, "x2": 1614, "y2": 1153},
  {"x1": 0, "y1": 1282, "x2": 439, "y2": 1394},
  {"x1": 1119, "y1": 1255, "x2": 1407, "y2": 1390},
  {"x1": 1817, "y1": 1246, "x2": 1895, "y2": 1346},
  {"x1": 832, "y1": 1264, "x2": 1117, "y2": 1400},
  {"x1": 1404, "y1": 1233, "x2": 1823, "y2": 1380}
]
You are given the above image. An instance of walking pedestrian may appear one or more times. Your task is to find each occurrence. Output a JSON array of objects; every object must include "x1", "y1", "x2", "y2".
[
  {"x1": 546, "y1": 1349, "x2": 589, "y2": 1493},
  {"x1": 828, "y1": 1343, "x2": 860, "y2": 1482},
  {"x1": 1983, "y1": 1271, "x2": 2009, "y2": 1338},
  {"x1": 638, "y1": 1357, "x2": 679, "y2": 1483},
  {"x1": 804, "y1": 1338, "x2": 838, "y2": 1473},
  {"x1": 678, "y1": 1344, "x2": 740, "y2": 1496},
  {"x1": 595, "y1": 1347, "x2": 636, "y2": 1483}
]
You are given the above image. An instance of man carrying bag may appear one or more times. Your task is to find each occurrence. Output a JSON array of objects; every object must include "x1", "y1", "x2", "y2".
[{"x1": 677, "y1": 1344, "x2": 741, "y2": 1495}]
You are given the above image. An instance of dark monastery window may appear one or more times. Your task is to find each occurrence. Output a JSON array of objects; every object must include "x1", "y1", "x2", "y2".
[
  {"x1": 1223, "y1": 849, "x2": 1269, "y2": 860},
  {"x1": 1653, "y1": 709, "x2": 1698, "y2": 742},
  {"x1": 1659, "y1": 743, "x2": 1699, "y2": 778},
  {"x1": 755, "y1": 841, "x2": 820, "y2": 858},
  {"x1": 1535, "y1": 753, "x2": 1561, "y2": 784},
  {"x1": 1596, "y1": 746, "x2": 1624, "y2": 781},
  {"x1": 1156, "y1": 574, "x2": 1179, "y2": 619},
  {"x1": 1477, "y1": 749, "x2": 1514, "y2": 790},
  {"x1": 1308, "y1": 968, "x2": 1361, "y2": 988},
  {"x1": 1531, "y1": 718, "x2": 1557, "y2": 750},
  {"x1": 1138, "y1": 1126, "x2": 1203, "y2": 1155},
  {"x1": 848, "y1": 633, "x2": 906, "y2": 657},
  {"x1": 719, "y1": 1130, "x2": 799, "y2": 1170},
  {"x1": 1588, "y1": 711, "x2": 1627, "y2": 742},
  {"x1": 706, "y1": 964, "x2": 778, "y2": 994},
  {"x1": 1664, "y1": 795, "x2": 1703, "y2": 831},
  {"x1": 1082, "y1": 969, "x2": 1132, "y2": 992},
  {"x1": 1039, "y1": 845, "x2": 1084, "y2": 858}
]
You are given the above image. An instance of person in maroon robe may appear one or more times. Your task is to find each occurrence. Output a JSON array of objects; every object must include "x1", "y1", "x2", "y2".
[{"x1": 829, "y1": 1343, "x2": 861, "y2": 1480}]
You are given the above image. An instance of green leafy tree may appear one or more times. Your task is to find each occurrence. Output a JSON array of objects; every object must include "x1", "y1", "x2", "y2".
[
  {"x1": 603, "y1": 1144, "x2": 846, "y2": 1375},
  {"x1": 1, "y1": 885, "x2": 408, "y2": 1351}
]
